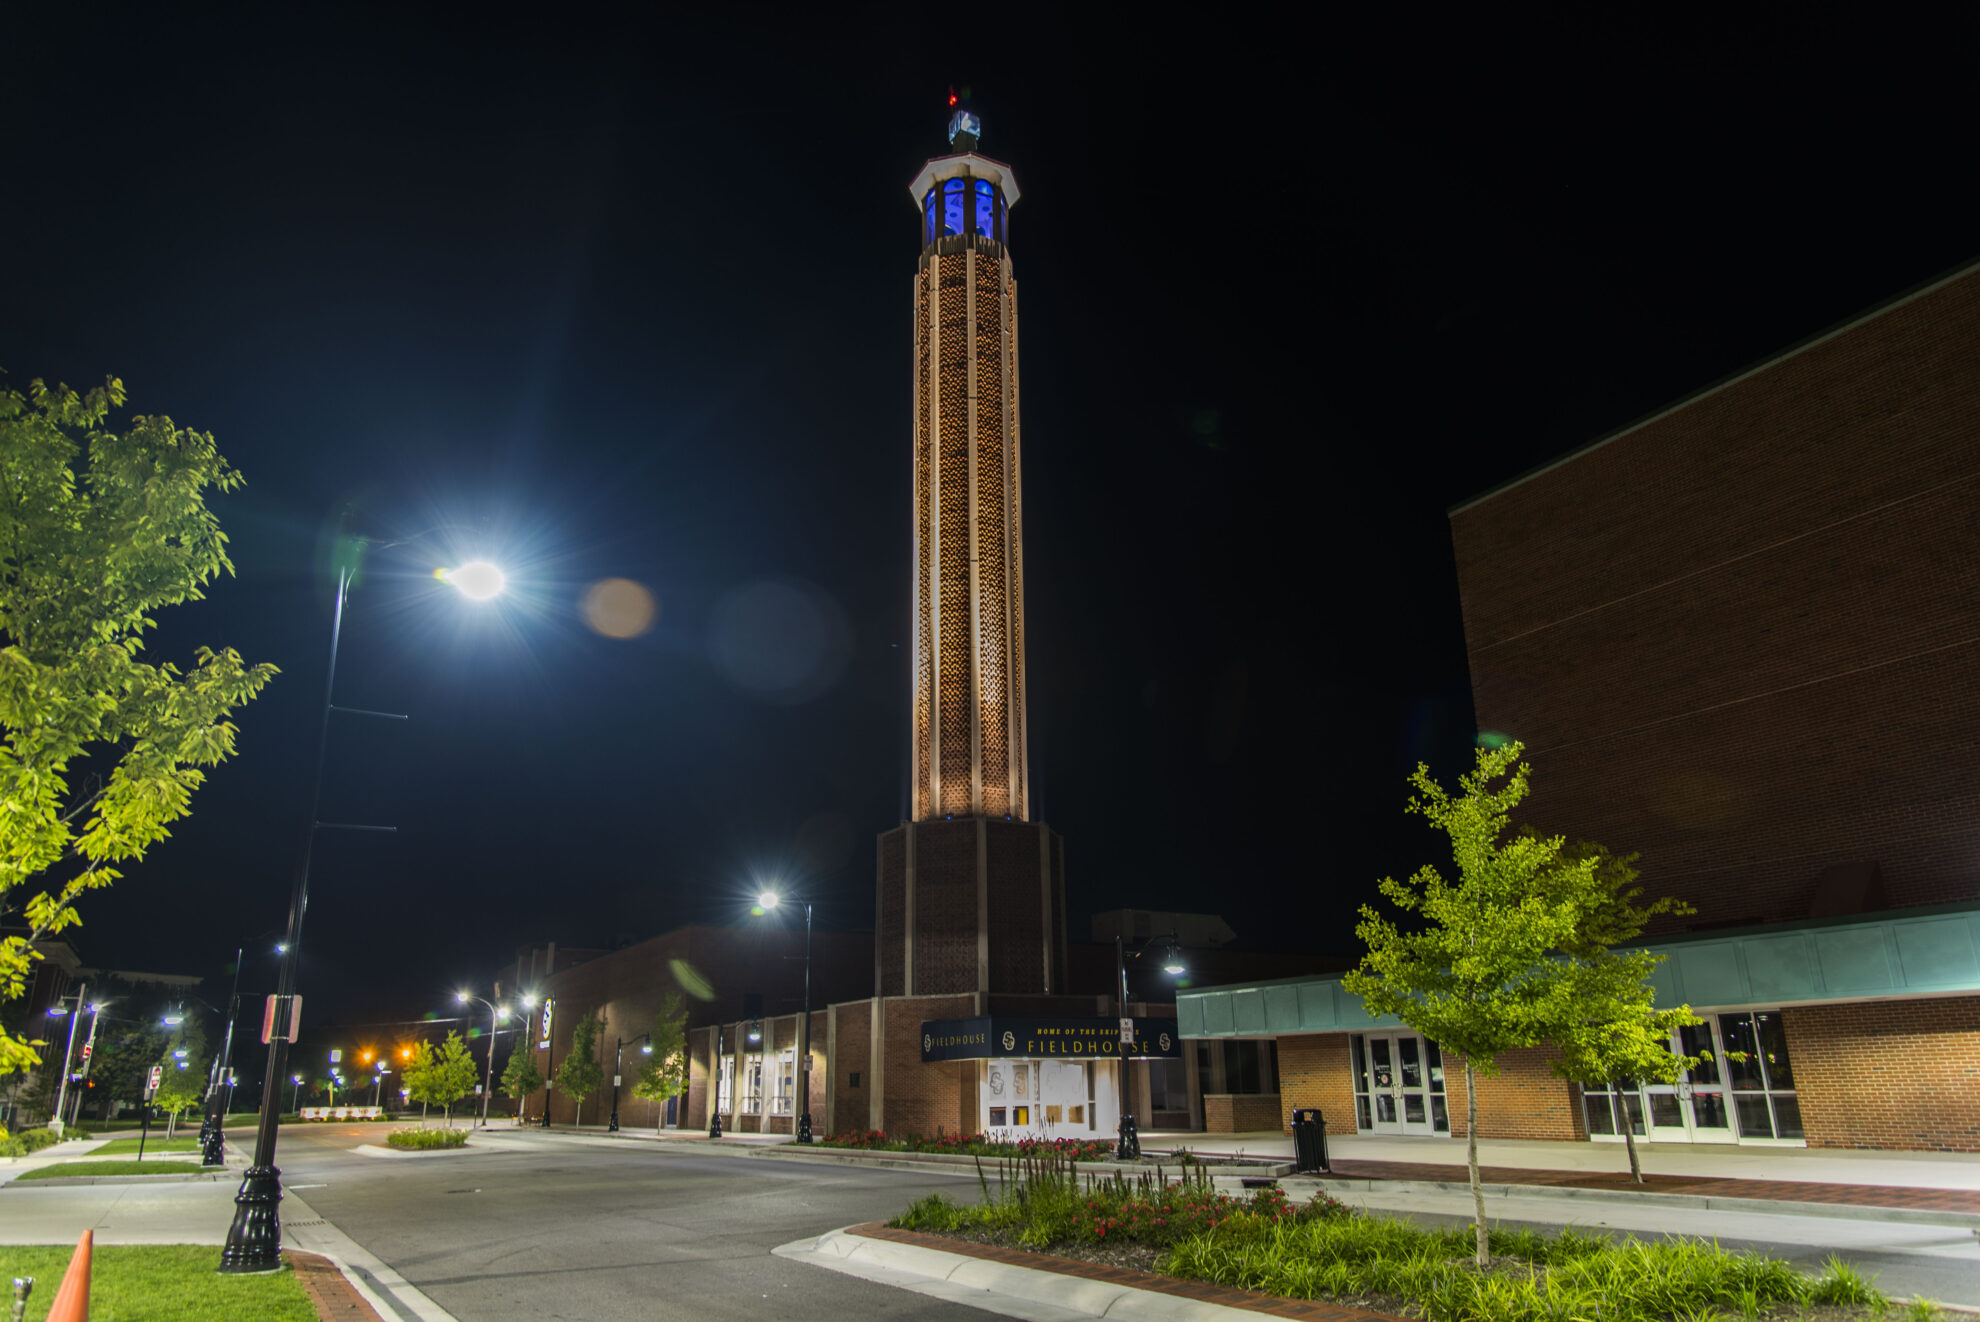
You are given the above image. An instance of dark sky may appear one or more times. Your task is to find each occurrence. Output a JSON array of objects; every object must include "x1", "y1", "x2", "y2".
[{"x1": 5, "y1": 10, "x2": 1976, "y2": 1029}]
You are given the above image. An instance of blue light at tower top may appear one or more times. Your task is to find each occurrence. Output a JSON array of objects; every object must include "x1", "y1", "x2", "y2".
[{"x1": 947, "y1": 108, "x2": 982, "y2": 146}]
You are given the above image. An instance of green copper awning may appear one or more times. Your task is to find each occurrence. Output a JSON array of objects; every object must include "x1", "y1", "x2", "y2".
[{"x1": 1178, "y1": 905, "x2": 1980, "y2": 1040}]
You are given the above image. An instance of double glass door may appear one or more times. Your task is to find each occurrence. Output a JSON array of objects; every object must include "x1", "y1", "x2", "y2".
[
  {"x1": 1353, "y1": 1034, "x2": 1450, "y2": 1135},
  {"x1": 1584, "y1": 1014, "x2": 1800, "y2": 1144}
]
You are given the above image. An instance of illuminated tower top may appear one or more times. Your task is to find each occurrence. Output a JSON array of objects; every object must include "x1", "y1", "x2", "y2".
[{"x1": 906, "y1": 100, "x2": 1028, "y2": 821}]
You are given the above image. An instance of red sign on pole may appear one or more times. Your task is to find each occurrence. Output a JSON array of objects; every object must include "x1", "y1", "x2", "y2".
[
  {"x1": 146, "y1": 1064, "x2": 164, "y2": 1096},
  {"x1": 80, "y1": 1044, "x2": 92, "y2": 1060}
]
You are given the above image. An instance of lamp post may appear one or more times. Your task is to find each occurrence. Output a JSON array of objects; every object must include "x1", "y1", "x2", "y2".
[
  {"x1": 45, "y1": 985, "x2": 92, "y2": 1137},
  {"x1": 456, "y1": 993, "x2": 508, "y2": 1127},
  {"x1": 1113, "y1": 931, "x2": 1186, "y2": 1161},
  {"x1": 516, "y1": 994, "x2": 539, "y2": 1124},
  {"x1": 708, "y1": 1022, "x2": 723, "y2": 1139},
  {"x1": 755, "y1": 890, "x2": 814, "y2": 1143},
  {"x1": 289, "y1": 1076, "x2": 303, "y2": 1113},
  {"x1": 219, "y1": 548, "x2": 505, "y2": 1275},
  {"x1": 607, "y1": 1033, "x2": 652, "y2": 1133}
]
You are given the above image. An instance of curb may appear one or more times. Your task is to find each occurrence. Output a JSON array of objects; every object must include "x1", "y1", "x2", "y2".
[
  {"x1": 749, "y1": 1145, "x2": 1297, "y2": 1178},
  {"x1": 778, "y1": 1223, "x2": 1400, "y2": 1320},
  {"x1": 0, "y1": 1170, "x2": 231, "y2": 1187},
  {"x1": 1299, "y1": 1175, "x2": 1980, "y2": 1229},
  {"x1": 350, "y1": 1143, "x2": 484, "y2": 1160}
]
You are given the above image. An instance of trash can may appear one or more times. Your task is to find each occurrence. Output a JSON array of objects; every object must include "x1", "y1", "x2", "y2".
[{"x1": 1290, "y1": 1108, "x2": 1329, "y2": 1172}]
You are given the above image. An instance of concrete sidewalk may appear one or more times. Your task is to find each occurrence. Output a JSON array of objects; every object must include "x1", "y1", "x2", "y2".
[{"x1": 1144, "y1": 1130, "x2": 1980, "y2": 1191}]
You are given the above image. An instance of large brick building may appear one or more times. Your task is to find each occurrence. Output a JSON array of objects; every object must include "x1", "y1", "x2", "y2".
[{"x1": 1178, "y1": 258, "x2": 1980, "y2": 1151}]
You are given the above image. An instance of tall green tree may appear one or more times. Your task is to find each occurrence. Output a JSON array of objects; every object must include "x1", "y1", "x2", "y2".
[
  {"x1": 0, "y1": 376, "x2": 274, "y2": 1078},
  {"x1": 554, "y1": 1012, "x2": 604, "y2": 1127},
  {"x1": 1544, "y1": 838, "x2": 1700, "y2": 1184},
  {"x1": 498, "y1": 1041, "x2": 543, "y2": 1124},
  {"x1": 1345, "y1": 742, "x2": 1600, "y2": 1266},
  {"x1": 632, "y1": 993, "x2": 690, "y2": 1116},
  {"x1": 149, "y1": 1017, "x2": 210, "y2": 1135},
  {"x1": 428, "y1": 1032, "x2": 479, "y2": 1127}
]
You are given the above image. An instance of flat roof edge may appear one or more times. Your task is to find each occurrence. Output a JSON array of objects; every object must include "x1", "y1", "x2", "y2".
[{"x1": 1446, "y1": 253, "x2": 1980, "y2": 517}]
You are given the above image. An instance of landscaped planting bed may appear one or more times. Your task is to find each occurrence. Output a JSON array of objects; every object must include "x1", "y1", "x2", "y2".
[
  {"x1": 820, "y1": 1130, "x2": 1115, "y2": 1161},
  {"x1": 385, "y1": 1128, "x2": 468, "y2": 1150},
  {"x1": 891, "y1": 1157, "x2": 1932, "y2": 1322}
]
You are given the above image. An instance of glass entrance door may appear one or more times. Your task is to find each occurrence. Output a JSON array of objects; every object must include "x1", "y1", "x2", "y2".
[
  {"x1": 1641, "y1": 1021, "x2": 1734, "y2": 1143},
  {"x1": 1353, "y1": 1034, "x2": 1450, "y2": 1135}
]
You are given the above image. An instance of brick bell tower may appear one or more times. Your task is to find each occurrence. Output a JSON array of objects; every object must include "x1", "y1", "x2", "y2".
[{"x1": 877, "y1": 98, "x2": 1066, "y2": 1005}]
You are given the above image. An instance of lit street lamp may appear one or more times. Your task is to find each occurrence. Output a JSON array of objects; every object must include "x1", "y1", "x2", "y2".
[
  {"x1": 754, "y1": 890, "x2": 814, "y2": 1143},
  {"x1": 45, "y1": 986, "x2": 100, "y2": 1137},
  {"x1": 607, "y1": 1033, "x2": 653, "y2": 1133},
  {"x1": 456, "y1": 992, "x2": 510, "y2": 1127},
  {"x1": 219, "y1": 542, "x2": 504, "y2": 1275},
  {"x1": 289, "y1": 1075, "x2": 304, "y2": 1113}
]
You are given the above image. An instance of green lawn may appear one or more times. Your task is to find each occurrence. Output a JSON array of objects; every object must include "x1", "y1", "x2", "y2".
[
  {"x1": 15, "y1": 1161, "x2": 205, "y2": 1181},
  {"x1": 0, "y1": 1244, "x2": 314, "y2": 1320},
  {"x1": 86, "y1": 1137, "x2": 202, "y2": 1156}
]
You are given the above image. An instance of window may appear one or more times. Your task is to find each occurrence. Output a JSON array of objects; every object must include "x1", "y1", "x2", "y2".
[
  {"x1": 1222, "y1": 1040, "x2": 1278, "y2": 1094},
  {"x1": 942, "y1": 179, "x2": 967, "y2": 237},
  {"x1": 849, "y1": 1072, "x2": 860, "y2": 1089},
  {"x1": 1719, "y1": 1012, "x2": 1802, "y2": 1139},
  {"x1": 989, "y1": 1106, "x2": 1007, "y2": 1126},
  {"x1": 716, "y1": 1056, "x2": 733, "y2": 1114},
  {"x1": 923, "y1": 190, "x2": 937, "y2": 246},
  {"x1": 1148, "y1": 1058, "x2": 1189, "y2": 1113},
  {"x1": 772, "y1": 1049, "x2": 795, "y2": 1115},
  {"x1": 973, "y1": 180, "x2": 997, "y2": 238},
  {"x1": 743, "y1": 1056, "x2": 763, "y2": 1114}
]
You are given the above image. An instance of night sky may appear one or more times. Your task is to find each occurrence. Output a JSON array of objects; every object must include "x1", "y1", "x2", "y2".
[{"x1": 5, "y1": 11, "x2": 1975, "y2": 1031}]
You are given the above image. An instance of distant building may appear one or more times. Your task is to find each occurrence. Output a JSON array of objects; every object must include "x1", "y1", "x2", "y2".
[{"x1": 1181, "y1": 258, "x2": 1980, "y2": 1151}]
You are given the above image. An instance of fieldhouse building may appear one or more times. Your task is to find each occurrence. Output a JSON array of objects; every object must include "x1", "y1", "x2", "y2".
[{"x1": 1181, "y1": 257, "x2": 1980, "y2": 1151}]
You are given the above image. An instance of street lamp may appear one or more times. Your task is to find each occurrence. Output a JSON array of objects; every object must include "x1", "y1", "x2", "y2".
[
  {"x1": 1113, "y1": 931, "x2": 1185, "y2": 1160},
  {"x1": 607, "y1": 1033, "x2": 653, "y2": 1133},
  {"x1": 219, "y1": 541, "x2": 504, "y2": 1275},
  {"x1": 754, "y1": 889, "x2": 815, "y2": 1143},
  {"x1": 456, "y1": 992, "x2": 509, "y2": 1127},
  {"x1": 289, "y1": 1076, "x2": 304, "y2": 1112},
  {"x1": 517, "y1": 994, "x2": 538, "y2": 1124},
  {"x1": 45, "y1": 986, "x2": 101, "y2": 1137}
]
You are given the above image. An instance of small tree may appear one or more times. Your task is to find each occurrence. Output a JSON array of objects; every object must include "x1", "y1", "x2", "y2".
[
  {"x1": 1345, "y1": 742, "x2": 1598, "y2": 1266},
  {"x1": 1545, "y1": 838, "x2": 1700, "y2": 1184},
  {"x1": 554, "y1": 1012, "x2": 604, "y2": 1127},
  {"x1": 498, "y1": 1043, "x2": 543, "y2": 1124},
  {"x1": 428, "y1": 1032, "x2": 479, "y2": 1127},
  {"x1": 632, "y1": 993, "x2": 690, "y2": 1121},
  {"x1": 150, "y1": 1019, "x2": 209, "y2": 1137},
  {"x1": 403, "y1": 1040, "x2": 437, "y2": 1124}
]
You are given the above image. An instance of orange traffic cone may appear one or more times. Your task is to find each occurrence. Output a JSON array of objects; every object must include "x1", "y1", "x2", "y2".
[{"x1": 46, "y1": 1229, "x2": 91, "y2": 1321}]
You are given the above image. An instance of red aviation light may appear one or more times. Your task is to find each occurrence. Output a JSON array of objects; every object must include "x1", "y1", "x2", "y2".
[{"x1": 948, "y1": 88, "x2": 959, "y2": 107}]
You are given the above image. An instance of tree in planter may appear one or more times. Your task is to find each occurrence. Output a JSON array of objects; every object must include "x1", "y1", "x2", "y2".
[
  {"x1": 554, "y1": 1012, "x2": 604, "y2": 1127},
  {"x1": 1345, "y1": 742, "x2": 1602, "y2": 1267},
  {"x1": 632, "y1": 993, "x2": 689, "y2": 1121},
  {"x1": 498, "y1": 1042, "x2": 543, "y2": 1125},
  {"x1": 0, "y1": 376, "x2": 275, "y2": 1080},
  {"x1": 1545, "y1": 838, "x2": 1701, "y2": 1185}
]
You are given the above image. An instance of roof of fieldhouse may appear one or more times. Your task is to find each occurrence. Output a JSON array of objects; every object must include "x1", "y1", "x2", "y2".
[
  {"x1": 1177, "y1": 904, "x2": 1980, "y2": 1039},
  {"x1": 1446, "y1": 254, "x2": 1980, "y2": 517}
]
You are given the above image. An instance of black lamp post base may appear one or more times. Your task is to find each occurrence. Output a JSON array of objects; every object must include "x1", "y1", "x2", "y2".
[
  {"x1": 796, "y1": 1111, "x2": 812, "y2": 1143},
  {"x1": 218, "y1": 1164, "x2": 285, "y2": 1274},
  {"x1": 1116, "y1": 1112, "x2": 1140, "y2": 1161}
]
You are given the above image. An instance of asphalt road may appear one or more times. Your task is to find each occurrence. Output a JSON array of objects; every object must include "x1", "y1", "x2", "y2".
[{"x1": 265, "y1": 1124, "x2": 996, "y2": 1321}]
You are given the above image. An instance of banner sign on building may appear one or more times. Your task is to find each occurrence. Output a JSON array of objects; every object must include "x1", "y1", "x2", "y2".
[
  {"x1": 538, "y1": 999, "x2": 555, "y2": 1050},
  {"x1": 921, "y1": 1016, "x2": 1182, "y2": 1063}
]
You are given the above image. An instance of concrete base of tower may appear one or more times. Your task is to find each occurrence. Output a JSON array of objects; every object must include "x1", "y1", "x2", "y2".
[{"x1": 875, "y1": 817, "x2": 1067, "y2": 999}]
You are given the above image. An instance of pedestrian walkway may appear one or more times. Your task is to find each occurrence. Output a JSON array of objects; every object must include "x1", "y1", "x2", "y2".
[{"x1": 1144, "y1": 1131, "x2": 1980, "y2": 1194}]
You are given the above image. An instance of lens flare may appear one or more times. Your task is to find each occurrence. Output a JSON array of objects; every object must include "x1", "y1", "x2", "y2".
[
  {"x1": 442, "y1": 561, "x2": 507, "y2": 600},
  {"x1": 581, "y1": 577, "x2": 657, "y2": 639}
]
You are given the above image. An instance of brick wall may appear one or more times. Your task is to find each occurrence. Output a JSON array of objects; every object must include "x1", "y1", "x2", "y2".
[
  {"x1": 1204, "y1": 1094, "x2": 1282, "y2": 1132},
  {"x1": 830, "y1": 1001, "x2": 872, "y2": 1135},
  {"x1": 987, "y1": 820, "x2": 1051, "y2": 993},
  {"x1": 1277, "y1": 1034, "x2": 1356, "y2": 1133},
  {"x1": 879, "y1": 828, "x2": 907, "y2": 996},
  {"x1": 911, "y1": 821, "x2": 982, "y2": 995},
  {"x1": 1787, "y1": 997, "x2": 1980, "y2": 1151},
  {"x1": 1451, "y1": 266, "x2": 1980, "y2": 931},
  {"x1": 1442, "y1": 1046, "x2": 1585, "y2": 1141},
  {"x1": 880, "y1": 994, "x2": 976, "y2": 1136}
]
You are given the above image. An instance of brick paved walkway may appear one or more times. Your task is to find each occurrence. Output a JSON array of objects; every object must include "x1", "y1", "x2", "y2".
[
  {"x1": 288, "y1": 1250, "x2": 386, "y2": 1320},
  {"x1": 847, "y1": 1222, "x2": 1405, "y2": 1320},
  {"x1": 1325, "y1": 1159, "x2": 1980, "y2": 1213}
]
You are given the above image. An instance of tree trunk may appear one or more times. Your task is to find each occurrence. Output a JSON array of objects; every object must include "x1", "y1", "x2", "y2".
[
  {"x1": 421, "y1": 1100, "x2": 428, "y2": 1128},
  {"x1": 1614, "y1": 1082, "x2": 1643, "y2": 1183},
  {"x1": 1465, "y1": 1060, "x2": 1488, "y2": 1267}
]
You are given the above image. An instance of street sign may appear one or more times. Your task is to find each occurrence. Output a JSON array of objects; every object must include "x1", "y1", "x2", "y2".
[
  {"x1": 329, "y1": 1049, "x2": 342, "y2": 1064},
  {"x1": 146, "y1": 1064, "x2": 164, "y2": 1096},
  {"x1": 261, "y1": 994, "x2": 302, "y2": 1043},
  {"x1": 80, "y1": 1044, "x2": 92, "y2": 1060},
  {"x1": 1119, "y1": 1017, "x2": 1134, "y2": 1046}
]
